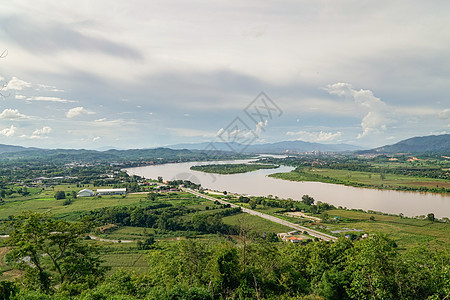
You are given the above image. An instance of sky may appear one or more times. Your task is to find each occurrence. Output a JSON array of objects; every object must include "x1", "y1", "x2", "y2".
[{"x1": 0, "y1": 0, "x2": 449, "y2": 150}]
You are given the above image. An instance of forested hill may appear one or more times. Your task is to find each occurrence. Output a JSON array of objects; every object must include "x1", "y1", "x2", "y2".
[
  {"x1": 0, "y1": 144, "x2": 36, "y2": 154},
  {"x1": 360, "y1": 134, "x2": 450, "y2": 154},
  {"x1": 0, "y1": 146, "x2": 249, "y2": 164}
]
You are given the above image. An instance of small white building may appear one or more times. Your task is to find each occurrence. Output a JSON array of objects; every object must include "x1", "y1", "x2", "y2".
[
  {"x1": 77, "y1": 188, "x2": 94, "y2": 197},
  {"x1": 96, "y1": 188, "x2": 127, "y2": 196}
]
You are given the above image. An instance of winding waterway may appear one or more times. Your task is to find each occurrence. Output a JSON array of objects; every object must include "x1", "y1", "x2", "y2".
[{"x1": 126, "y1": 159, "x2": 450, "y2": 218}]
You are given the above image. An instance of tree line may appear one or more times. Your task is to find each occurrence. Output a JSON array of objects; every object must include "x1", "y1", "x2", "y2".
[
  {"x1": 84, "y1": 203, "x2": 241, "y2": 235},
  {"x1": 2, "y1": 212, "x2": 448, "y2": 299}
]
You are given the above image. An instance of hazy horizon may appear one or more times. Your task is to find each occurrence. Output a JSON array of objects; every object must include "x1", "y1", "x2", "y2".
[{"x1": 2, "y1": 133, "x2": 448, "y2": 152}]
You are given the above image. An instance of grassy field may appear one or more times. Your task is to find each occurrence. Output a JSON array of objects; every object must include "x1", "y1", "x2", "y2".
[
  {"x1": 270, "y1": 167, "x2": 450, "y2": 192},
  {"x1": 97, "y1": 243, "x2": 150, "y2": 275},
  {"x1": 0, "y1": 193, "x2": 147, "y2": 221},
  {"x1": 322, "y1": 209, "x2": 450, "y2": 250},
  {"x1": 0, "y1": 186, "x2": 214, "y2": 222},
  {"x1": 223, "y1": 213, "x2": 292, "y2": 234},
  {"x1": 99, "y1": 226, "x2": 156, "y2": 241}
]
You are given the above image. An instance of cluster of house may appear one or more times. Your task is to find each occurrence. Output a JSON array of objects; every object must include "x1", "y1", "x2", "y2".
[
  {"x1": 277, "y1": 231, "x2": 305, "y2": 243},
  {"x1": 77, "y1": 188, "x2": 127, "y2": 197}
]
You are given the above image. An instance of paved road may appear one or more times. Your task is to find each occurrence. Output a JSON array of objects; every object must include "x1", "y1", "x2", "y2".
[{"x1": 185, "y1": 189, "x2": 337, "y2": 242}]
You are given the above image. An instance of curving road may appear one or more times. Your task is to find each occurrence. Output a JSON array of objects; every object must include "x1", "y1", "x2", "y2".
[{"x1": 185, "y1": 189, "x2": 337, "y2": 242}]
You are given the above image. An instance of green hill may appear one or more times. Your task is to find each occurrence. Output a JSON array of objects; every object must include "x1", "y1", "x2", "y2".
[{"x1": 363, "y1": 134, "x2": 450, "y2": 154}]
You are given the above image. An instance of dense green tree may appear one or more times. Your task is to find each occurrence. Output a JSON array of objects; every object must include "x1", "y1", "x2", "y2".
[
  {"x1": 0, "y1": 280, "x2": 17, "y2": 299},
  {"x1": 215, "y1": 245, "x2": 240, "y2": 297},
  {"x1": 393, "y1": 247, "x2": 450, "y2": 299},
  {"x1": 54, "y1": 190, "x2": 66, "y2": 200},
  {"x1": 345, "y1": 235, "x2": 398, "y2": 299},
  {"x1": 238, "y1": 196, "x2": 250, "y2": 203},
  {"x1": 248, "y1": 199, "x2": 258, "y2": 209},
  {"x1": 302, "y1": 194, "x2": 315, "y2": 206},
  {"x1": 137, "y1": 236, "x2": 155, "y2": 250},
  {"x1": 68, "y1": 235, "x2": 448, "y2": 300},
  {"x1": 5, "y1": 212, "x2": 107, "y2": 294}
]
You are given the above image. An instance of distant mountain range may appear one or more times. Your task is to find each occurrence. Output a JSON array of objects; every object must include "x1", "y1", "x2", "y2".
[
  {"x1": 359, "y1": 134, "x2": 450, "y2": 154},
  {"x1": 0, "y1": 145, "x2": 218, "y2": 162},
  {"x1": 168, "y1": 140, "x2": 362, "y2": 153},
  {"x1": 0, "y1": 144, "x2": 38, "y2": 154},
  {"x1": 0, "y1": 134, "x2": 448, "y2": 160},
  {"x1": 0, "y1": 144, "x2": 253, "y2": 163}
]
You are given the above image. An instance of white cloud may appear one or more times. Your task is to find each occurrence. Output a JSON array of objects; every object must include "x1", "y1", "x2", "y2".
[
  {"x1": 19, "y1": 126, "x2": 53, "y2": 139},
  {"x1": 32, "y1": 126, "x2": 52, "y2": 135},
  {"x1": 324, "y1": 82, "x2": 354, "y2": 97},
  {"x1": 216, "y1": 120, "x2": 268, "y2": 142},
  {"x1": 438, "y1": 109, "x2": 450, "y2": 119},
  {"x1": 286, "y1": 130, "x2": 342, "y2": 142},
  {"x1": 36, "y1": 84, "x2": 65, "y2": 92},
  {"x1": 0, "y1": 125, "x2": 17, "y2": 137},
  {"x1": 5, "y1": 77, "x2": 31, "y2": 91},
  {"x1": 255, "y1": 120, "x2": 268, "y2": 136},
  {"x1": 0, "y1": 109, "x2": 29, "y2": 120},
  {"x1": 4, "y1": 78, "x2": 66, "y2": 96},
  {"x1": 36, "y1": 84, "x2": 51, "y2": 89},
  {"x1": 429, "y1": 130, "x2": 448, "y2": 135},
  {"x1": 93, "y1": 136, "x2": 101, "y2": 141},
  {"x1": 15, "y1": 95, "x2": 26, "y2": 100},
  {"x1": 26, "y1": 96, "x2": 74, "y2": 103},
  {"x1": 66, "y1": 106, "x2": 95, "y2": 118},
  {"x1": 89, "y1": 118, "x2": 134, "y2": 126},
  {"x1": 325, "y1": 83, "x2": 392, "y2": 139},
  {"x1": 358, "y1": 112, "x2": 388, "y2": 139}
]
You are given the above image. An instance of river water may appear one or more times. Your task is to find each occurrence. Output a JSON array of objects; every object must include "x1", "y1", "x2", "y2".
[{"x1": 126, "y1": 159, "x2": 450, "y2": 218}]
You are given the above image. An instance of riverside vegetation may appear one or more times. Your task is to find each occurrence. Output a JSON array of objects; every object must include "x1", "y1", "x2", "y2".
[
  {"x1": 190, "y1": 163, "x2": 279, "y2": 174},
  {"x1": 259, "y1": 154, "x2": 450, "y2": 193}
]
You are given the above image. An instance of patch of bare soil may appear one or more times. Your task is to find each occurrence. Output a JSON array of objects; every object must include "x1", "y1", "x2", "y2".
[
  {"x1": 0, "y1": 247, "x2": 24, "y2": 281},
  {"x1": 407, "y1": 181, "x2": 450, "y2": 189}
]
